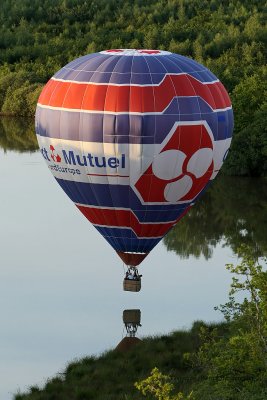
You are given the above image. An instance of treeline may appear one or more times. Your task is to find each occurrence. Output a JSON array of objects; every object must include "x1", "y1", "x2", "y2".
[{"x1": 0, "y1": 0, "x2": 266, "y2": 175}]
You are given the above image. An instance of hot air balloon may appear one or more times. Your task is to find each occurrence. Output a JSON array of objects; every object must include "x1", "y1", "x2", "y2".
[{"x1": 35, "y1": 49, "x2": 234, "y2": 291}]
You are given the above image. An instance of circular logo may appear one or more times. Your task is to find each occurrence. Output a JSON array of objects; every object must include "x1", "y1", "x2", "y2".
[{"x1": 134, "y1": 122, "x2": 214, "y2": 204}]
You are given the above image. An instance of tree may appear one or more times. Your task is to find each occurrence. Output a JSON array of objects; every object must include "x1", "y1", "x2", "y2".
[
  {"x1": 2, "y1": 82, "x2": 42, "y2": 117},
  {"x1": 136, "y1": 248, "x2": 267, "y2": 400},
  {"x1": 189, "y1": 247, "x2": 267, "y2": 399},
  {"x1": 135, "y1": 367, "x2": 194, "y2": 400}
]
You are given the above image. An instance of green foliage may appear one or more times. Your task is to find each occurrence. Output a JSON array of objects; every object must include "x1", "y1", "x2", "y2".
[
  {"x1": 2, "y1": 83, "x2": 42, "y2": 117},
  {"x1": 136, "y1": 250, "x2": 267, "y2": 400},
  {"x1": 218, "y1": 246, "x2": 267, "y2": 352},
  {"x1": 13, "y1": 325, "x2": 206, "y2": 399},
  {"x1": 225, "y1": 102, "x2": 267, "y2": 176},
  {"x1": 223, "y1": 66, "x2": 267, "y2": 176},
  {"x1": 0, "y1": 0, "x2": 266, "y2": 175},
  {"x1": 189, "y1": 247, "x2": 267, "y2": 399},
  {"x1": 135, "y1": 367, "x2": 194, "y2": 400}
]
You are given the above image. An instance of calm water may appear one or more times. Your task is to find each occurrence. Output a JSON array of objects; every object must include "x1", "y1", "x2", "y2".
[{"x1": 0, "y1": 118, "x2": 266, "y2": 399}]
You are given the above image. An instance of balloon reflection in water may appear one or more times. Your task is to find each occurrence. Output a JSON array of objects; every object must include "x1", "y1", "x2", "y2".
[{"x1": 116, "y1": 309, "x2": 142, "y2": 352}]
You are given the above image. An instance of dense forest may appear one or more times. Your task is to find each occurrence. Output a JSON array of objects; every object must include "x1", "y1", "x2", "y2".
[{"x1": 0, "y1": 0, "x2": 266, "y2": 176}]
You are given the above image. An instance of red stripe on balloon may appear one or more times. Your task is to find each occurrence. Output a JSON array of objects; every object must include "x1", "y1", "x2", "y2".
[
  {"x1": 38, "y1": 75, "x2": 231, "y2": 112},
  {"x1": 76, "y1": 205, "x2": 189, "y2": 238}
]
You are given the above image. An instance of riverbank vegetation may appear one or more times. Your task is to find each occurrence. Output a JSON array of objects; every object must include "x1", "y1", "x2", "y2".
[
  {"x1": 15, "y1": 249, "x2": 267, "y2": 399},
  {"x1": 0, "y1": 0, "x2": 266, "y2": 176}
]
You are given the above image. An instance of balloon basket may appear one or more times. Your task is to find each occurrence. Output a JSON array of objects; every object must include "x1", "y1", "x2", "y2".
[
  {"x1": 123, "y1": 279, "x2": 141, "y2": 292},
  {"x1": 123, "y1": 309, "x2": 141, "y2": 324}
]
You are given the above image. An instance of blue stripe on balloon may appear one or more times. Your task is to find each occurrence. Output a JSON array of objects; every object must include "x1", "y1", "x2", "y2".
[
  {"x1": 54, "y1": 69, "x2": 218, "y2": 85},
  {"x1": 55, "y1": 178, "x2": 189, "y2": 222},
  {"x1": 36, "y1": 100, "x2": 233, "y2": 143},
  {"x1": 54, "y1": 52, "x2": 218, "y2": 85},
  {"x1": 93, "y1": 225, "x2": 162, "y2": 252}
]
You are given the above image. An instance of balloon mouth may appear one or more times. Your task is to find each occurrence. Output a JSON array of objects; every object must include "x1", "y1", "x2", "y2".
[{"x1": 116, "y1": 251, "x2": 149, "y2": 266}]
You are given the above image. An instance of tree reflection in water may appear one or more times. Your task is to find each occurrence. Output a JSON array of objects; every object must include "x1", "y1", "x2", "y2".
[
  {"x1": 0, "y1": 117, "x2": 38, "y2": 153},
  {"x1": 164, "y1": 176, "x2": 267, "y2": 260}
]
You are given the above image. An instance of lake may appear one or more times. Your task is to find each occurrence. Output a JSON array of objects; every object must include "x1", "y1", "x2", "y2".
[{"x1": 0, "y1": 118, "x2": 266, "y2": 399}]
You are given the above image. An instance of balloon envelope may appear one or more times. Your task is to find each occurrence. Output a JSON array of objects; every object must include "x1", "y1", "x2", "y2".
[{"x1": 35, "y1": 49, "x2": 233, "y2": 266}]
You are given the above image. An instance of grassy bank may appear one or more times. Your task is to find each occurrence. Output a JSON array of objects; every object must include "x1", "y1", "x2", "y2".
[
  {"x1": 14, "y1": 253, "x2": 267, "y2": 400},
  {"x1": 14, "y1": 321, "x2": 228, "y2": 400}
]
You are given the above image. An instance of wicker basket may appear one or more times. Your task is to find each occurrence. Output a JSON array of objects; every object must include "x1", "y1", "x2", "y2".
[
  {"x1": 123, "y1": 309, "x2": 141, "y2": 324},
  {"x1": 123, "y1": 279, "x2": 141, "y2": 292}
]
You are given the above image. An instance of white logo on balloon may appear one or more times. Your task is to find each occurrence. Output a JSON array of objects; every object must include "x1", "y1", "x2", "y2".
[{"x1": 152, "y1": 148, "x2": 213, "y2": 203}]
